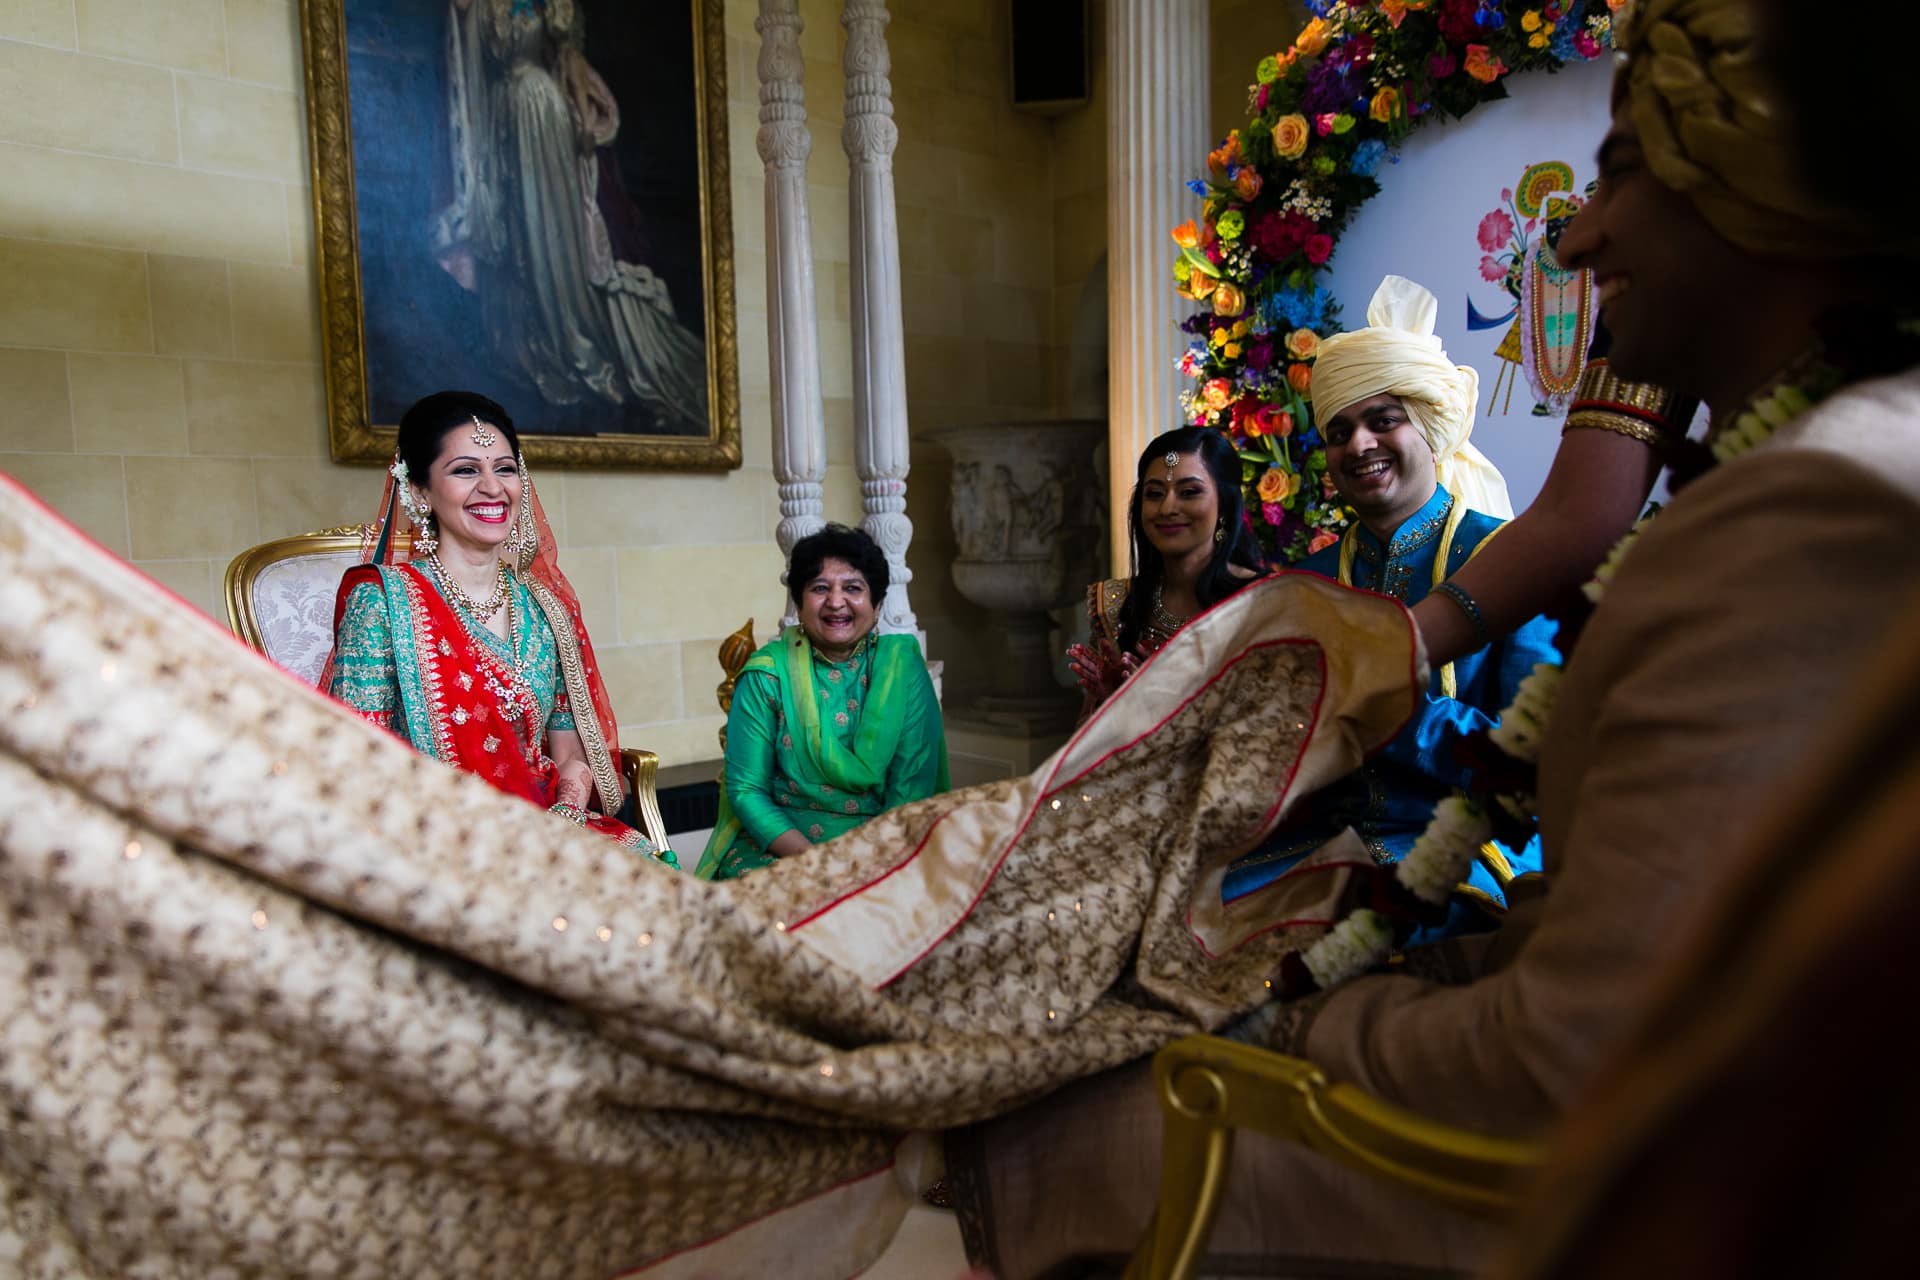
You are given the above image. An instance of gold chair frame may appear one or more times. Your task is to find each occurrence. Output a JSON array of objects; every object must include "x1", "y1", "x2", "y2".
[
  {"x1": 223, "y1": 528, "x2": 669, "y2": 853},
  {"x1": 1126, "y1": 1035, "x2": 1544, "y2": 1280}
]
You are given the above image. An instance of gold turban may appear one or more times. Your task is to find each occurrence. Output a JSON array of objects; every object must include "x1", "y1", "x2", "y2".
[
  {"x1": 1618, "y1": 0, "x2": 1893, "y2": 260},
  {"x1": 1311, "y1": 275, "x2": 1513, "y2": 520}
]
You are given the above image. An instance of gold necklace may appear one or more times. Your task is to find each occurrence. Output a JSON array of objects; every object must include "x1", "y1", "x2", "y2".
[
  {"x1": 427, "y1": 552, "x2": 509, "y2": 619},
  {"x1": 1149, "y1": 583, "x2": 1190, "y2": 638}
]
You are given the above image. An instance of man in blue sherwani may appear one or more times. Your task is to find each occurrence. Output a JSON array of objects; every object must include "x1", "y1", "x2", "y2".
[{"x1": 1224, "y1": 275, "x2": 1560, "y2": 934}]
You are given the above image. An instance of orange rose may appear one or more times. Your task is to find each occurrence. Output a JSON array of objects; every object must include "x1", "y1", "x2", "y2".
[
  {"x1": 1202, "y1": 378, "x2": 1232, "y2": 411},
  {"x1": 1212, "y1": 283, "x2": 1246, "y2": 317},
  {"x1": 1307, "y1": 529, "x2": 1341, "y2": 554},
  {"x1": 1464, "y1": 44, "x2": 1508, "y2": 84},
  {"x1": 1284, "y1": 328, "x2": 1320, "y2": 360},
  {"x1": 1234, "y1": 168, "x2": 1263, "y2": 200},
  {"x1": 1369, "y1": 86, "x2": 1401, "y2": 123},
  {"x1": 1287, "y1": 362, "x2": 1313, "y2": 395},
  {"x1": 1273, "y1": 113, "x2": 1310, "y2": 161},
  {"x1": 1171, "y1": 219, "x2": 1200, "y2": 249},
  {"x1": 1294, "y1": 17, "x2": 1330, "y2": 56},
  {"x1": 1256, "y1": 467, "x2": 1297, "y2": 503}
]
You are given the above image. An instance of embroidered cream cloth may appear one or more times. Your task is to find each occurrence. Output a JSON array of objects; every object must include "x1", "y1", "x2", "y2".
[{"x1": 0, "y1": 479, "x2": 1418, "y2": 1279}]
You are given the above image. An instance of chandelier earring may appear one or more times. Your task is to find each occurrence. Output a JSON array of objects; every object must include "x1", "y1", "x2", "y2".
[{"x1": 1214, "y1": 519, "x2": 1226, "y2": 544}]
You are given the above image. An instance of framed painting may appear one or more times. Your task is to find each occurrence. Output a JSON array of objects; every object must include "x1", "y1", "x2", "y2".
[{"x1": 299, "y1": 0, "x2": 741, "y2": 469}]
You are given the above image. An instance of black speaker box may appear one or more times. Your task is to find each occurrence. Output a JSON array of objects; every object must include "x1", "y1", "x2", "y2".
[{"x1": 1009, "y1": 1, "x2": 1091, "y2": 114}]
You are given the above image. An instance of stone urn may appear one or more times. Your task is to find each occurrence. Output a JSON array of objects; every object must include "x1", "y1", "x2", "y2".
[{"x1": 930, "y1": 420, "x2": 1105, "y2": 725}]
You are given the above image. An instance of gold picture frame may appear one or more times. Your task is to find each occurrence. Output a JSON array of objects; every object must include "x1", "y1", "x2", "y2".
[{"x1": 299, "y1": 0, "x2": 740, "y2": 470}]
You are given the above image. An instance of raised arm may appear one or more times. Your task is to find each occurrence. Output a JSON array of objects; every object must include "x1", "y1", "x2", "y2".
[{"x1": 1413, "y1": 425, "x2": 1662, "y2": 666}]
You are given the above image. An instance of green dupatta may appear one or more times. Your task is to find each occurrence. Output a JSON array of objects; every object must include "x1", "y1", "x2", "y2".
[{"x1": 694, "y1": 627, "x2": 949, "y2": 880}]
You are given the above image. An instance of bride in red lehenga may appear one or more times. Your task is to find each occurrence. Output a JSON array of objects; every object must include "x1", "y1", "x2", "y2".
[{"x1": 320, "y1": 389, "x2": 676, "y2": 865}]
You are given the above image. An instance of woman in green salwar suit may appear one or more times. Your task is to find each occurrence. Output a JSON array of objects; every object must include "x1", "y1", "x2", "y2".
[{"x1": 695, "y1": 525, "x2": 948, "y2": 880}]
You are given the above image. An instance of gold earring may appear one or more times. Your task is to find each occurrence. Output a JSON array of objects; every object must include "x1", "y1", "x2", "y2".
[{"x1": 1214, "y1": 522, "x2": 1225, "y2": 544}]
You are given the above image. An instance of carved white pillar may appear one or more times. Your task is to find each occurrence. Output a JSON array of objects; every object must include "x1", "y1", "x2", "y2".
[
  {"x1": 841, "y1": 0, "x2": 919, "y2": 640},
  {"x1": 757, "y1": 0, "x2": 827, "y2": 598},
  {"x1": 1106, "y1": 0, "x2": 1209, "y2": 571}
]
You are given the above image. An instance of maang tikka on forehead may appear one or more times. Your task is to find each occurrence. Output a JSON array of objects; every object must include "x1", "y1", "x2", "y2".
[
  {"x1": 470, "y1": 415, "x2": 498, "y2": 448},
  {"x1": 1163, "y1": 450, "x2": 1179, "y2": 481}
]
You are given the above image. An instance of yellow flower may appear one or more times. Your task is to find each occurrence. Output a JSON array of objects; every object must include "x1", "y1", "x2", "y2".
[
  {"x1": 1521, "y1": 9, "x2": 1542, "y2": 30},
  {"x1": 1294, "y1": 17, "x2": 1330, "y2": 56},
  {"x1": 1212, "y1": 283, "x2": 1247, "y2": 317},
  {"x1": 1369, "y1": 86, "x2": 1401, "y2": 124},
  {"x1": 1223, "y1": 342, "x2": 1242, "y2": 359},
  {"x1": 1232, "y1": 318, "x2": 1252, "y2": 338},
  {"x1": 1189, "y1": 271, "x2": 1218, "y2": 300},
  {"x1": 1202, "y1": 378, "x2": 1232, "y2": 411},
  {"x1": 1273, "y1": 113, "x2": 1310, "y2": 161},
  {"x1": 1209, "y1": 327, "x2": 1228, "y2": 348},
  {"x1": 1285, "y1": 328, "x2": 1320, "y2": 360}
]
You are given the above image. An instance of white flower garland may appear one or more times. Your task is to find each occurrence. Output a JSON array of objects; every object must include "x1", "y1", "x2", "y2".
[{"x1": 1293, "y1": 369, "x2": 1813, "y2": 990}]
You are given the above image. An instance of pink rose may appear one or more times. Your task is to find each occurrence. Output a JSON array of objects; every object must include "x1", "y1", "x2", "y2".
[
  {"x1": 1303, "y1": 234, "x2": 1333, "y2": 265},
  {"x1": 1307, "y1": 529, "x2": 1340, "y2": 554},
  {"x1": 1262, "y1": 501, "x2": 1288, "y2": 527},
  {"x1": 1479, "y1": 254, "x2": 1507, "y2": 283}
]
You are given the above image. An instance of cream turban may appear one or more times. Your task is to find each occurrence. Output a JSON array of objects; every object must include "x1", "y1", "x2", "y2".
[
  {"x1": 1619, "y1": 0, "x2": 1901, "y2": 260},
  {"x1": 1310, "y1": 275, "x2": 1512, "y2": 520}
]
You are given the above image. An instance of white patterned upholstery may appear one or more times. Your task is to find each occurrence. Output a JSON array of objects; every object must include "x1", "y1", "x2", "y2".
[{"x1": 249, "y1": 550, "x2": 360, "y2": 687}]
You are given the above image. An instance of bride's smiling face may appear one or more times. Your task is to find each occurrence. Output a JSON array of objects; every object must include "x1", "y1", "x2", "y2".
[{"x1": 414, "y1": 428, "x2": 520, "y2": 555}]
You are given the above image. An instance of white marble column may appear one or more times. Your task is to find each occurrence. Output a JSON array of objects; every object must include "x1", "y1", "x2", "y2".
[
  {"x1": 756, "y1": 0, "x2": 827, "y2": 600},
  {"x1": 1106, "y1": 0, "x2": 1209, "y2": 571},
  {"x1": 841, "y1": 0, "x2": 919, "y2": 640}
]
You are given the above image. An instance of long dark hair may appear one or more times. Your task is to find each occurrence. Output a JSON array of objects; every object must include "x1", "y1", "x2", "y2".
[{"x1": 1118, "y1": 427, "x2": 1265, "y2": 652}]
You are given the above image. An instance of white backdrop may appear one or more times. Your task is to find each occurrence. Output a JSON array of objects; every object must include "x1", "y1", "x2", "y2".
[{"x1": 1323, "y1": 57, "x2": 1615, "y2": 509}]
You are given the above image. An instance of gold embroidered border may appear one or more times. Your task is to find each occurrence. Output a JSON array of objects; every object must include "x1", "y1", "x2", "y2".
[{"x1": 527, "y1": 579, "x2": 624, "y2": 811}]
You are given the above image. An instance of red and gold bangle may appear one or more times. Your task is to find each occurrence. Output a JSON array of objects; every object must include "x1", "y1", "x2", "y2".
[{"x1": 1562, "y1": 359, "x2": 1680, "y2": 445}]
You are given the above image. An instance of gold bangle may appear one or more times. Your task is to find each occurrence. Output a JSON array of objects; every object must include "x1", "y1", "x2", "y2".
[
  {"x1": 1570, "y1": 359, "x2": 1677, "y2": 420},
  {"x1": 1561, "y1": 410, "x2": 1670, "y2": 447}
]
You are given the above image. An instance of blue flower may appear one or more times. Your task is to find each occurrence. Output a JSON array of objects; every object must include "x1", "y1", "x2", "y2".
[
  {"x1": 1186, "y1": 178, "x2": 1209, "y2": 197},
  {"x1": 1549, "y1": 18, "x2": 1580, "y2": 61},
  {"x1": 1303, "y1": 0, "x2": 1336, "y2": 15},
  {"x1": 1474, "y1": 1, "x2": 1507, "y2": 28},
  {"x1": 1263, "y1": 282, "x2": 1336, "y2": 332},
  {"x1": 1350, "y1": 139, "x2": 1388, "y2": 177}
]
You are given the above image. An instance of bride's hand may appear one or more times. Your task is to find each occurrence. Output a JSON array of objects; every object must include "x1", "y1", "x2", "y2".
[{"x1": 554, "y1": 760, "x2": 593, "y2": 811}]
